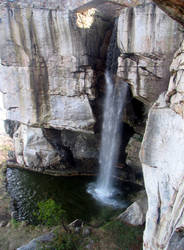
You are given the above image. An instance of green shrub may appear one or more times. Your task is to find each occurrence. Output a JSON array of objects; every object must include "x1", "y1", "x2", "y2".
[
  {"x1": 54, "y1": 232, "x2": 79, "y2": 250},
  {"x1": 36, "y1": 199, "x2": 66, "y2": 227}
]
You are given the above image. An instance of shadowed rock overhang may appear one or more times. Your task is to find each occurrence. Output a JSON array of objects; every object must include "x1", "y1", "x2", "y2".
[{"x1": 75, "y1": 0, "x2": 184, "y2": 25}]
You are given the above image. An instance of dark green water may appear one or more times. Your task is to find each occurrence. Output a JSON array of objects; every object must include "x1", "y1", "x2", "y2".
[{"x1": 6, "y1": 168, "x2": 138, "y2": 224}]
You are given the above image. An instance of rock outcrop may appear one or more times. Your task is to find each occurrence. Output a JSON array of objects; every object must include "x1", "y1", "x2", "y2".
[
  {"x1": 153, "y1": 0, "x2": 184, "y2": 26},
  {"x1": 14, "y1": 124, "x2": 61, "y2": 169},
  {"x1": 166, "y1": 41, "x2": 184, "y2": 117},
  {"x1": 118, "y1": 192, "x2": 147, "y2": 226},
  {"x1": 117, "y1": 1, "x2": 183, "y2": 104},
  {"x1": 0, "y1": 0, "x2": 113, "y2": 172},
  {"x1": 0, "y1": 0, "x2": 183, "y2": 176},
  {"x1": 1, "y1": 0, "x2": 184, "y2": 249},
  {"x1": 0, "y1": 0, "x2": 113, "y2": 132},
  {"x1": 140, "y1": 41, "x2": 184, "y2": 249},
  {"x1": 17, "y1": 232, "x2": 55, "y2": 250}
]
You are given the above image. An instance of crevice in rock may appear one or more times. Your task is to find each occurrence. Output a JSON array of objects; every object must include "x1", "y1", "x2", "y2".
[
  {"x1": 42, "y1": 128, "x2": 75, "y2": 167},
  {"x1": 4, "y1": 119, "x2": 20, "y2": 138},
  {"x1": 42, "y1": 128, "x2": 100, "y2": 176},
  {"x1": 28, "y1": 12, "x2": 50, "y2": 124}
]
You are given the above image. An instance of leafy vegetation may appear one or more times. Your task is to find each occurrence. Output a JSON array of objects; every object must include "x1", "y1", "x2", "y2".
[
  {"x1": 35, "y1": 199, "x2": 67, "y2": 227},
  {"x1": 52, "y1": 231, "x2": 81, "y2": 250}
]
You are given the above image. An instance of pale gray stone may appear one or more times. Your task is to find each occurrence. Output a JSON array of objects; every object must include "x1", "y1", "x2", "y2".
[
  {"x1": 17, "y1": 232, "x2": 55, "y2": 250},
  {"x1": 167, "y1": 230, "x2": 184, "y2": 250},
  {"x1": 140, "y1": 95, "x2": 184, "y2": 248},
  {"x1": 0, "y1": 4, "x2": 112, "y2": 133},
  {"x1": 118, "y1": 194, "x2": 147, "y2": 226},
  {"x1": 117, "y1": 1, "x2": 184, "y2": 104},
  {"x1": 166, "y1": 41, "x2": 184, "y2": 118},
  {"x1": 14, "y1": 124, "x2": 61, "y2": 168}
]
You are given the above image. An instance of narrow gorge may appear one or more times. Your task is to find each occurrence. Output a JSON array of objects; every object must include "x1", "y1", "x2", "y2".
[{"x1": 0, "y1": 0, "x2": 184, "y2": 249}]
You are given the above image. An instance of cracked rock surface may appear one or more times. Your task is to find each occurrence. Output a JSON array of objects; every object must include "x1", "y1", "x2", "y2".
[{"x1": 140, "y1": 41, "x2": 184, "y2": 250}]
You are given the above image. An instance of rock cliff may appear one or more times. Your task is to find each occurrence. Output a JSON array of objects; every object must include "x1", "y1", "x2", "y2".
[
  {"x1": 117, "y1": 1, "x2": 183, "y2": 104},
  {"x1": 0, "y1": 0, "x2": 110, "y2": 132},
  {"x1": 140, "y1": 41, "x2": 184, "y2": 250},
  {"x1": 153, "y1": 0, "x2": 184, "y2": 26},
  {"x1": 1, "y1": 1, "x2": 184, "y2": 248},
  {"x1": 0, "y1": 0, "x2": 183, "y2": 174},
  {"x1": 0, "y1": 0, "x2": 114, "y2": 172}
]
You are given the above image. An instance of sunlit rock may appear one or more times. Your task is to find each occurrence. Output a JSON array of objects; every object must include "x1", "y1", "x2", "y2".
[
  {"x1": 76, "y1": 8, "x2": 96, "y2": 28},
  {"x1": 140, "y1": 41, "x2": 184, "y2": 250},
  {"x1": 14, "y1": 124, "x2": 61, "y2": 168},
  {"x1": 118, "y1": 193, "x2": 147, "y2": 226},
  {"x1": 117, "y1": 1, "x2": 184, "y2": 104},
  {"x1": 0, "y1": 4, "x2": 111, "y2": 133}
]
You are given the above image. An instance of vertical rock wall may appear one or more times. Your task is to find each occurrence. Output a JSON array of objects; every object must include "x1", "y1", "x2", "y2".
[
  {"x1": 116, "y1": 0, "x2": 184, "y2": 185},
  {"x1": 117, "y1": 1, "x2": 183, "y2": 104},
  {"x1": 0, "y1": 1, "x2": 112, "y2": 132},
  {"x1": 0, "y1": 0, "x2": 113, "y2": 171},
  {"x1": 140, "y1": 41, "x2": 184, "y2": 250}
]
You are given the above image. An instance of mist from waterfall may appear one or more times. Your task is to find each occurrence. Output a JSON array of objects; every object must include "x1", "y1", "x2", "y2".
[{"x1": 87, "y1": 20, "x2": 128, "y2": 207}]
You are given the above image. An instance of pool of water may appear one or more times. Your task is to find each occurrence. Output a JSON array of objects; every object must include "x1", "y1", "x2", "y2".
[{"x1": 6, "y1": 168, "x2": 139, "y2": 224}]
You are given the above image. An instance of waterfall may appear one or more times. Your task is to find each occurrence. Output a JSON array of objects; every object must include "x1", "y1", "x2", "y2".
[
  {"x1": 87, "y1": 20, "x2": 128, "y2": 207},
  {"x1": 95, "y1": 72, "x2": 127, "y2": 199}
]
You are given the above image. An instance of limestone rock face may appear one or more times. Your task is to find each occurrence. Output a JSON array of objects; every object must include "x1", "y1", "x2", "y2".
[
  {"x1": 140, "y1": 42, "x2": 184, "y2": 249},
  {"x1": 14, "y1": 124, "x2": 61, "y2": 169},
  {"x1": 12, "y1": 124, "x2": 99, "y2": 172},
  {"x1": 117, "y1": 1, "x2": 184, "y2": 104},
  {"x1": 153, "y1": 0, "x2": 184, "y2": 26},
  {"x1": 0, "y1": 1, "x2": 112, "y2": 133},
  {"x1": 166, "y1": 41, "x2": 184, "y2": 117}
]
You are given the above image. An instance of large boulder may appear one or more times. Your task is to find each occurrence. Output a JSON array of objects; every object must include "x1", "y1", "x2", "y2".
[
  {"x1": 14, "y1": 124, "x2": 61, "y2": 169},
  {"x1": 118, "y1": 192, "x2": 147, "y2": 226},
  {"x1": 17, "y1": 232, "x2": 55, "y2": 250}
]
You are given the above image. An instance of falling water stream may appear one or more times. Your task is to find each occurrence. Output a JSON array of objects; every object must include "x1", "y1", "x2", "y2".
[{"x1": 88, "y1": 21, "x2": 128, "y2": 207}]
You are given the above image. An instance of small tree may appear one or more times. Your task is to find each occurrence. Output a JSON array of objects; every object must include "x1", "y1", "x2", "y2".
[{"x1": 36, "y1": 199, "x2": 68, "y2": 231}]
